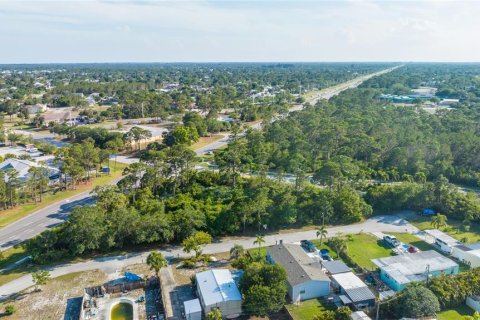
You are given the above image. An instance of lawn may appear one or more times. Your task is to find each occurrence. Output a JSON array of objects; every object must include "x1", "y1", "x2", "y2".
[
  {"x1": 344, "y1": 233, "x2": 394, "y2": 270},
  {"x1": 311, "y1": 240, "x2": 339, "y2": 260},
  {"x1": 285, "y1": 299, "x2": 334, "y2": 320},
  {"x1": 410, "y1": 215, "x2": 480, "y2": 244},
  {"x1": 0, "y1": 163, "x2": 126, "y2": 228},
  {"x1": 437, "y1": 305, "x2": 474, "y2": 320}
]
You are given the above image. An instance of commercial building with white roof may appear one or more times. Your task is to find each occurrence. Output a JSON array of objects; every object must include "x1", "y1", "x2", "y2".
[
  {"x1": 452, "y1": 242, "x2": 480, "y2": 268},
  {"x1": 195, "y1": 269, "x2": 242, "y2": 317},
  {"x1": 425, "y1": 229, "x2": 461, "y2": 254},
  {"x1": 371, "y1": 250, "x2": 459, "y2": 291}
]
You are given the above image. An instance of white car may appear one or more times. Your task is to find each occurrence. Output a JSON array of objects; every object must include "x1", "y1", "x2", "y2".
[{"x1": 383, "y1": 235, "x2": 400, "y2": 247}]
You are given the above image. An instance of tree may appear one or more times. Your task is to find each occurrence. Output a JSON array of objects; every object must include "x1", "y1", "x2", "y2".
[
  {"x1": 207, "y1": 308, "x2": 223, "y2": 320},
  {"x1": 335, "y1": 306, "x2": 352, "y2": 320},
  {"x1": 464, "y1": 312, "x2": 480, "y2": 320},
  {"x1": 182, "y1": 231, "x2": 213, "y2": 261},
  {"x1": 146, "y1": 251, "x2": 167, "y2": 278},
  {"x1": 240, "y1": 262, "x2": 287, "y2": 316},
  {"x1": 313, "y1": 311, "x2": 335, "y2": 320},
  {"x1": 253, "y1": 235, "x2": 265, "y2": 256},
  {"x1": 396, "y1": 285, "x2": 440, "y2": 319},
  {"x1": 230, "y1": 244, "x2": 245, "y2": 260},
  {"x1": 328, "y1": 235, "x2": 347, "y2": 257},
  {"x1": 316, "y1": 225, "x2": 328, "y2": 247},
  {"x1": 431, "y1": 213, "x2": 448, "y2": 229},
  {"x1": 32, "y1": 270, "x2": 51, "y2": 291}
]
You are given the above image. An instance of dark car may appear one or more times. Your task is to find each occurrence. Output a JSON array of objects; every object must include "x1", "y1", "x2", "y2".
[
  {"x1": 321, "y1": 254, "x2": 333, "y2": 261},
  {"x1": 300, "y1": 240, "x2": 316, "y2": 252},
  {"x1": 408, "y1": 245, "x2": 419, "y2": 253}
]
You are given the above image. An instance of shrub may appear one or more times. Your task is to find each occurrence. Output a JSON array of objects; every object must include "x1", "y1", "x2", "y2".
[{"x1": 5, "y1": 304, "x2": 16, "y2": 315}]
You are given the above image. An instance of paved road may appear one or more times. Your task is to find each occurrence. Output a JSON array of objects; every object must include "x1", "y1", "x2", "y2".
[
  {"x1": 0, "y1": 177, "x2": 123, "y2": 252},
  {"x1": 0, "y1": 214, "x2": 417, "y2": 300}
]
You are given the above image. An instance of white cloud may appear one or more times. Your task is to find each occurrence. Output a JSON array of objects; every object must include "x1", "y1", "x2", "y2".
[{"x1": 0, "y1": 0, "x2": 479, "y2": 63}]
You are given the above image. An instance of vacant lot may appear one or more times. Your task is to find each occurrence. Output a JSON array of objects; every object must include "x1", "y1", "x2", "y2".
[
  {"x1": 0, "y1": 270, "x2": 108, "y2": 320},
  {"x1": 285, "y1": 298, "x2": 334, "y2": 320},
  {"x1": 344, "y1": 233, "x2": 394, "y2": 270}
]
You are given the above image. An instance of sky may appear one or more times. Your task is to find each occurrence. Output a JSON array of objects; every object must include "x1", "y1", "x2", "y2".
[{"x1": 0, "y1": 0, "x2": 479, "y2": 63}]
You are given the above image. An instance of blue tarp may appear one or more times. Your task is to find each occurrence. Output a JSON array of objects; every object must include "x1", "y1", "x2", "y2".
[
  {"x1": 124, "y1": 272, "x2": 143, "y2": 281},
  {"x1": 422, "y1": 209, "x2": 435, "y2": 215}
]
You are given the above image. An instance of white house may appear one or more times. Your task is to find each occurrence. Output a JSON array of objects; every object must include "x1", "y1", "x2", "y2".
[
  {"x1": 267, "y1": 243, "x2": 330, "y2": 302},
  {"x1": 0, "y1": 158, "x2": 60, "y2": 184},
  {"x1": 195, "y1": 269, "x2": 242, "y2": 318},
  {"x1": 425, "y1": 229, "x2": 461, "y2": 254},
  {"x1": 452, "y1": 242, "x2": 480, "y2": 268}
]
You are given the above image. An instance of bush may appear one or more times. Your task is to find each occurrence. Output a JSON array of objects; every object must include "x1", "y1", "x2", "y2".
[
  {"x1": 182, "y1": 259, "x2": 196, "y2": 269},
  {"x1": 5, "y1": 304, "x2": 16, "y2": 315},
  {"x1": 396, "y1": 285, "x2": 440, "y2": 318}
]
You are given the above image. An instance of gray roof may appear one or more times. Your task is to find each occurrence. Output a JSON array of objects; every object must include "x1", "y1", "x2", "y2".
[
  {"x1": 345, "y1": 287, "x2": 376, "y2": 303},
  {"x1": 267, "y1": 243, "x2": 330, "y2": 287},
  {"x1": 322, "y1": 261, "x2": 350, "y2": 274}
]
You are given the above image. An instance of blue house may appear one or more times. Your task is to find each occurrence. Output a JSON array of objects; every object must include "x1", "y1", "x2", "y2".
[{"x1": 371, "y1": 250, "x2": 459, "y2": 291}]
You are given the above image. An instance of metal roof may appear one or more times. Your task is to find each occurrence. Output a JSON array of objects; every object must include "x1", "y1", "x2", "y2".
[
  {"x1": 267, "y1": 244, "x2": 330, "y2": 287},
  {"x1": 425, "y1": 229, "x2": 460, "y2": 247},
  {"x1": 195, "y1": 269, "x2": 242, "y2": 307},
  {"x1": 332, "y1": 272, "x2": 368, "y2": 290},
  {"x1": 322, "y1": 261, "x2": 350, "y2": 274},
  {"x1": 184, "y1": 298, "x2": 202, "y2": 314},
  {"x1": 344, "y1": 287, "x2": 376, "y2": 303},
  {"x1": 351, "y1": 311, "x2": 372, "y2": 320},
  {"x1": 371, "y1": 250, "x2": 458, "y2": 285}
]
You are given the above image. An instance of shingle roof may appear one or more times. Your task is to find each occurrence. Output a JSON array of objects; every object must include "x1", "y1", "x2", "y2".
[{"x1": 267, "y1": 243, "x2": 330, "y2": 287}]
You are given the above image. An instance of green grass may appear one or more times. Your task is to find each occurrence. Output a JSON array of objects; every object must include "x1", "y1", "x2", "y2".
[
  {"x1": 344, "y1": 233, "x2": 394, "y2": 270},
  {"x1": 437, "y1": 305, "x2": 474, "y2": 320},
  {"x1": 0, "y1": 246, "x2": 29, "y2": 270},
  {"x1": 285, "y1": 299, "x2": 334, "y2": 320},
  {"x1": 311, "y1": 240, "x2": 339, "y2": 260},
  {"x1": 410, "y1": 215, "x2": 480, "y2": 244},
  {"x1": 0, "y1": 163, "x2": 126, "y2": 228},
  {"x1": 248, "y1": 246, "x2": 267, "y2": 259}
]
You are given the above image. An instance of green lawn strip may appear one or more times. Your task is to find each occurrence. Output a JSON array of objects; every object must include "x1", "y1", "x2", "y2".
[
  {"x1": 286, "y1": 298, "x2": 335, "y2": 320},
  {"x1": 409, "y1": 216, "x2": 480, "y2": 244},
  {"x1": 247, "y1": 246, "x2": 267, "y2": 259},
  {"x1": 437, "y1": 305, "x2": 474, "y2": 320},
  {"x1": 0, "y1": 163, "x2": 126, "y2": 228},
  {"x1": 0, "y1": 247, "x2": 29, "y2": 270},
  {"x1": 343, "y1": 233, "x2": 394, "y2": 271}
]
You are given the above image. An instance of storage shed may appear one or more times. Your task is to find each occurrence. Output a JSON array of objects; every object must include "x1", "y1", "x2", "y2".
[
  {"x1": 184, "y1": 298, "x2": 202, "y2": 320},
  {"x1": 331, "y1": 272, "x2": 375, "y2": 308}
]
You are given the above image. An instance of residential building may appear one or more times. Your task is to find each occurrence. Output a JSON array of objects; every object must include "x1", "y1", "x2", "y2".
[
  {"x1": 322, "y1": 260, "x2": 351, "y2": 275},
  {"x1": 195, "y1": 269, "x2": 242, "y2": 318},
  {"x1": 425, "y1": 229, "x2": 461, "y2": 254},
  {"x1": 267, "y1": 243, "x2": 330, "y2": 302},
  {"x1": 27, "y1": 103, "x2": 48, "y2": 114},
  {"x1": 439, "y1": 98, "x2": 460, "y2": 106},
  {"x1": 43, "y1": 110, "x2": 74, "y2": 125},
  {"x1": 409, "y1": 87, "x2": 437, "y2": 99},
  {"x1": 183, "y1": 298, "x2": 202, "y2": 320},
  {"x1": 331, "y1": 272, "x2": 376, "y2": 309},
  {"x1": 371, "y1": 250, "x2": 459, "y2": 291},
  {"x1": 351, "y1": 311, "x2": 372, "y2": 320},
  {"x1": 0, "y1": 158, "x2": 60, "y2": 183},
  {"x1": 451, "y1": 242, "x2": 480, "y2": 268}
]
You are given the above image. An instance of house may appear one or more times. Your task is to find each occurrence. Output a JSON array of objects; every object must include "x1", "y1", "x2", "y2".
[
  {"x1": 331, "y1": 272, "x2": 376, "y2": 309},
  {"x1": 183, "y1": 298, "x2": 202, "y2": 320},
  {"x1": 267, "y1": 243, "x2": 330, "y2": 302},
  {"x1": 425, "y1": 229, "x2": 461, "y2": 254},
  {"x1": 371, "y1": 250, "x2": 459, "y2": 291},
  {"x1": 466, "y1": 296, "x2": 480, "y2": 312},
  {"x1": 451, "y1": 242, "x2": 480, "y2": 268},
  {"x1": 0, "y1": 158, "x2": 60, "y2": 183},
  {"x1": 43, "y1": 111, "x2": 74, "y2": 125},
  {"x1": 409, "y1": 87, "x2": 437, "y2": 99},
  {"x1": 439, "y1": 98, "x2": 460, "y2": 106},
  {"x1": 195, "y1": 269, "x2": 242, "y2": 318},
  {"x1": 322, "y1": 260, "x2": 351, "y2": 275}
]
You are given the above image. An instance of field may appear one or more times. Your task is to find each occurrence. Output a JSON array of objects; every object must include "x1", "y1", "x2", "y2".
[
  {"x1": 190, "y1": 134, "x2": 224, "y2": 150},
  {"x1": 0, "y1": 163, "x2": 126, "y2": 228},
  {"x1": 285, "y1": 299, "x2": 334, "y2": 320}
]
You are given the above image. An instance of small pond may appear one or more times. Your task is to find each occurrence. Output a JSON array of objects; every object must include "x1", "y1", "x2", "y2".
[{"x1": 110, "y1": 302, "x2": 133, "y2": 320}]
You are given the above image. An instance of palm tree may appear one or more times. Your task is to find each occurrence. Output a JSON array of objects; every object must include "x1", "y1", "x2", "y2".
[
  {"x1": 316, "y1": 225, "x2": 328, "y2": 247},
  {"x1": 146, "y1": 251, "x2": 167, "y2": 278},
  {"x1": 253, "y1": 235, "x2": 265, "y2": 255},
  {"x1": 230, "y1": 244, "x2": 245, "y2": 260},
  {"x1": 431, "y1": 213, "x2": 448, "y2": 230}
]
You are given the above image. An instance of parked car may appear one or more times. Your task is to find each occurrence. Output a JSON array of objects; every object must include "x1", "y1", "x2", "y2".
[
  {"x1": 408, "y1": 245, "x2": 419, "y2": 253},
  {"x1": 383, "y1": 235, "x2": 400, "y2": 247},
  {"x1": 300, "y1": 240, "x2": 316, "y2": 252},
  {"x1": 321, "y1": 254, "x2": 333, "y2": 261}
]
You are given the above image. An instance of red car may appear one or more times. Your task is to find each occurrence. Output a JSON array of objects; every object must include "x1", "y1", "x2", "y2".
[{"x1": 408, "y1": 245, "x2": 419, "y2": 253}]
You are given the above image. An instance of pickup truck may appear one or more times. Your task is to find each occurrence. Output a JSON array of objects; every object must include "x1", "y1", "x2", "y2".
[{"x1": 383, "y1": 235, "x2": 400, "y2": 247}]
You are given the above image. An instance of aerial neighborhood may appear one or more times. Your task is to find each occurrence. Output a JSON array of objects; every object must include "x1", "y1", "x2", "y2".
[{"x1": 0, "y1": 1, "x2": 480, "y2": 320}]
